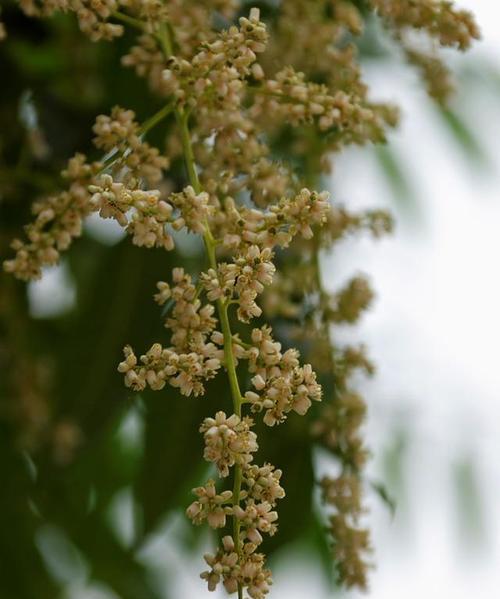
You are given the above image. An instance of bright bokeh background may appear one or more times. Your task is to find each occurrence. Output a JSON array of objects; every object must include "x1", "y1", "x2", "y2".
[{"x1": 269, "y1": 1, "x2": 500, "y2": 597}]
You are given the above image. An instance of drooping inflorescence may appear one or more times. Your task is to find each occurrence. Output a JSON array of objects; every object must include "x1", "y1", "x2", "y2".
[{"x1": 4, "y1": 0, "x2": 478, "y2": 596}]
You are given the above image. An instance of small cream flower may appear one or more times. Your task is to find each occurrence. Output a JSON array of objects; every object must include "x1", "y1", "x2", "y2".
[
  {"x1": 243, "y1": 463, "x2": 285, "y2": 506},
  {"x1": 200, "y1": 411, "x2": 258, "y2": 477},
  {"x1": 186, "y1": 479, "x2": 233, "y2": 528}
]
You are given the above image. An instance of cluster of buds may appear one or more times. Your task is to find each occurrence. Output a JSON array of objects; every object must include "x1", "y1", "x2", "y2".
[
  {"x1": 5, "y1": 2, "x2": 479, "y2": 597},
  {"x1": 371, "y1": 0, "x2": 480, "y2": 50},
  {"x1": 19, "y1": 0, "x2": 124, "y2": 41},
  {"x1": 89, "y1": 174, "x2": 175, "y2": 251},
  {"x1": 252, "y1": 66, "x2": 378, "y2": 133},
  {"x1": 200, "y1": 412, "x2": 258, "y2": 477},
  {"x1": 187, "y1": 424, "x2": 285, "y2": 598},
  {"x1": 244, "y1": 326, "x2": 322, "y2": 426},
  {"x1": 117, "y1": 342, "x2": 221, "y2": 397},
  {"x1": 218, "y1": 189, "x2": 330, "y2": 252},
  {"x1": 93, "y1": 106, "x2": 169, "y2": 184},
  {"x1": 161, "y1": 8, "x2": 268, "y2": 113},
  {"x1": 3, "y1": 154, "x2": 100, "y2": 280},
  {"x1": 201, "y1": 537, "x2": 272, "y2": 599},
  {"x1": 320, "y1": 476, "x2": 371, "y2": 589}
]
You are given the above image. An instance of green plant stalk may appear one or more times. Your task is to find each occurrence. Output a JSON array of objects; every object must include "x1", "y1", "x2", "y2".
[
  {"x1": 139, "y1": 101, "x2": 176, "y2": 136},
  {"x1": 111, "y1": 10, "x2": 147, "y2": 32},
  {"x1": 157, "y1": 20, "x2": 244, "y2": 597},
  {"x1": 177, "y1": 105, "x2": 244, "y2": 577}
]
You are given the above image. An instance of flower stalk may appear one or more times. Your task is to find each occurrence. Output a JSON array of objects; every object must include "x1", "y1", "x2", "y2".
[{"x1": 173, "y1": 45, "x2": 245, "y2": 596}]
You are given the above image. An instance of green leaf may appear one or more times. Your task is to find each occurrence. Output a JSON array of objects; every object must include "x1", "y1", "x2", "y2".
[
  {"x1": 133, "y1": 389, "x2": 206, "y2": 537},
  {"x1": 374, "y1": 145, "x2": 417, "y2": 213},
  {"x1": 258, "y1": 416, "x2": 315, "y2": 555},
  {"x1": 452, "y1": 456, "x2": 486, "y2": 549},
  {"x1": 307, "y1": 509, "x2": 336, "y2": 589},
  {"x1": 438, "y1": 107, "x2": 487, "y2": 165},
  {"x1": 370, "y1": 479, "x2": 397, "y2": 518},
  {"x1": 0, "y1": 440, "x2": 60, "y2": 599}
]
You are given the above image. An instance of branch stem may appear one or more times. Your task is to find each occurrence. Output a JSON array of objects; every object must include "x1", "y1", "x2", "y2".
[
  {"x1": 165, "y1": 28, "x2": 244, "y2": 587},
  {"x1": 111, "y1": 11, "x2": 147, "y2": 32}
]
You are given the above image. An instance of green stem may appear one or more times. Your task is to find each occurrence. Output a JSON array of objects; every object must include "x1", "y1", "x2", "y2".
[
  {"x1": 173, "y1": 67, "x2": 244, "y2": 596},
  {"x1": 177, "y1": 110, "x2": 202, "y2": 193},
  {"x1": 177, "y1": 113, "x2": 242, "y2": 410},
  {"x1": 111, "y1": 11, "x2": 147, "y2": 32},
  {"x1": 233, "y1": 335, "x2": 251, "y2": 349},
  {"x1": 158, "y1": 21, "x2": 174, "y2": 58},
  {"x1": 177, "y1": 115, "x2": 242, "y2": 410},
  {"x1": 139, "y1": 101, "x2": 175, "y2": 136}
]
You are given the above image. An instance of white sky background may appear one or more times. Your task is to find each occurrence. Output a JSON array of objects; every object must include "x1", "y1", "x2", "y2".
[
  {"x1": 318, "y1": 1, "x2": 500, "y2": 597},
  {"x1": 270, "y1": 1, "x2": 500, "y2": 597},
  {"x1": 34, "y1": 2, "x2": 499, "y2": 597}
]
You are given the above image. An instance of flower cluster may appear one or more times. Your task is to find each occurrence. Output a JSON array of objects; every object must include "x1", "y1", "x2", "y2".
[
  {"x1": 308, "y1": 305, "x2": 376, "y2": 588},
  {"x1": 118, "y1": 342, "x2": 221, "y2": 397},
  {"x1": 89, "y1": 174, "x2": 176, "y2": 249},
  {"x1": 161, "y1": 8, "x2": 267, "y2": 114},
  {"x1": 19, "y1": 0, "x2": 124, "y2": 41},
  {"x1": 186, "y1": 479, "x2": 233, "y2": 528},
  {"x1": 252, "y1": 183, "x2": 392, "y2": 589},
  {"x1": 320, "y1": 476, "x2": 371, "y2": 589},
  {"x1": 162, "y1": 268, "x2": 218, "y2": 350},
  {"x1": 251, "y1": 66, "x2": 381, "y2": 134},
  {"x1": 3, "y1": 154, "x2": 100, "y2": 280},
  {"x1": 371, "y1": 0, "x2": 479, "y2": 104},
  {"x1": 404, "y1": 46, "x2": 455, "y2": 104},
  {"x1": 324, "y1": 205, "x2": 394, "y2": 245},
  {"x1": 201, "y1": 412, "x2": 258, "y2": 477},
  {"x1": 118, "y1": 268, "x2": 223, "y2": 397},
  {"x1": 216, "y1": 189, "x2": 330, "y2": 252},
  {"x1": 93, "y1": 106, "x2": 169, "y2": 184},
  {"x1": 3, "y1": 106, "x2": 174, "y2": 280},
  {"x1": 5, "y1": 1, "x2": 479, "y2": 597},
  {"x1": 122, "y1": 33, "x2": 170, "y2": 95},
  {"x1": 201, "y1": 246, "x2": 275, "y2": 321},
  {"x1": 201, "y1": 537, "x2": 272, "y2": 599},
  {"x1": 188, "y1": 422, "x2": 286, "y2": 598},
  {"x1": 371, "y1": 0, "x2": 480, "y2": 50},
  {"x1": 242, "y1": 463, "x2": 285, "y2": 505},
  {"x1": 169, "y1": 186, "x2": 213, "y2": 234},
  {"x1": 327, "y1": 276, "x2": 374, "y2": 325},
  {"x1": 244, "y1": 326, "x2": 322, "y2": 426}
]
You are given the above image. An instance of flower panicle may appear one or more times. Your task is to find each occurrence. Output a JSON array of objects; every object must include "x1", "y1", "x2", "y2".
[{"x1": 4, "y1": 2, "x2": 480, "y2": 596}]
